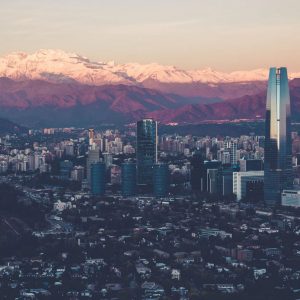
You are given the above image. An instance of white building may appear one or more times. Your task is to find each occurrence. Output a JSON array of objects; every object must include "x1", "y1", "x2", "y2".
[
  {"x1": 71, "y1": 166, "x2": 85, "y2": 182},
  {"x1": 282, "y1": 190, "x2": 300, "y2": 207},
  {"x1": 171, "y1": 269, "x2": 181, "y2": 280},
  {"x1": 54, "y1": 200, "x2": 73, "y2": 212},
  {"x1": 233, "y1": 171, "x2": 264, "y2": 201}
]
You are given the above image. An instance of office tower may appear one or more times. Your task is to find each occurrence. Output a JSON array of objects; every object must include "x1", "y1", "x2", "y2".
[
  {"x1": 220, "y1": 168, "x2": 234, "y2": 196},
  {"x1": 264, "y1": 67, "x2": 293, "y2": 206},
  {"x1": 190, "y1": 150, "x2": 204, "y2": 192},
  {"x1": 103, "y1": 152, "x2": 113, "y2": 169},
  {"x1": 153, "y1": 163, "x2": 169, "y2": 197},
  {"x1": 121, "y1": 162, "x2": 136, "y2": 197},
  {"x1": 218, "y1": 149, "x2": 231, "y2": 165},
  {"x1": 246, "y1": 180, "x2": 264, "y2": 203},
  {"x1": 136, "y1": 119, "x2": 157, "y2": 185},
  {"x1": 64, "y1": 142, "x2": 75, "y2": 157},
  {"x1": 60, "y1": 160, "x2": 73, "y2": 179},
  {"x1": 233, "y1": 171, "x2": 264, "y2": 201},
  {"x1": 91, "y1": 162, "x2": 106, "y2": 196},
  {"x1": 202, "y1": 160, "x2": 222, "y2": 193},
  {"x1": 71, "y1": 166, "x2": 85, "y2": 182},
  {"x1": 88, "y1": 129, "x2": 94, "y2": 146},
  {"x1": 229, "y1": 141, "x2": 237, "y2": 165},
  {"x1": 207, "y1": 169, "x2": 219, "y2": 194},
  {"x1": 86, "y1": 148, "x2": 100, "y2": 185}
]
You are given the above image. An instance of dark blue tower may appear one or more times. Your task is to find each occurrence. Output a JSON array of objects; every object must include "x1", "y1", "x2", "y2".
[
  {"x1": 153, "y1": 163, "x2": 169, "y2": 197},
  {"x1": 190, "y1": 149, "x2": 204, "y2": 193},
  {"x1": 91, "y1": 162, "x2": 106, "y2": 196},
  {"x1": 121, "y1": 162, "x2": 136, "y2": 197},
  {"x1": 136, "y1": 119, "x2": 157, "y2": 185}
]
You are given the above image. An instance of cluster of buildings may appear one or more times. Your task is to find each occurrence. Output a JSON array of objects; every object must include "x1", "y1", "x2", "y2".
[
  {"x1": 0, "y1": 70, "x2": 299, "y2": 209},
  {"x1": 2, "y1": 183, "x2": 300, "y2": 299},
  {"x1": 83, "y1": 68, "x2": 298, "y2": 207},
  {"x1": 1, "y1": 67, "x2": 300, "y2": 299}
]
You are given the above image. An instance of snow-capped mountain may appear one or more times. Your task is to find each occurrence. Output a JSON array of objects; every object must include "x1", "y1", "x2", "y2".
[
  {"x1": 1, "y1": 49, "x2": 299, "y2": 86},
  {"x1": 0, "y1": 49, "x2": 133, "y2": 85},
  {"x1": 1, "y1": 49, "x2": 300, "y2": 127}
]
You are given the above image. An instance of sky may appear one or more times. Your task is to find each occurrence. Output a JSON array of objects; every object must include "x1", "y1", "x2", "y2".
[{"x1": 1, "y1": 0, "x2": 300, "y2": 71}]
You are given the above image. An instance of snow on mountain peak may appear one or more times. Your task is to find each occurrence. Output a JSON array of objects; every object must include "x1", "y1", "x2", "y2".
[{"x1": 0, "y1": 49, "x2": 299, "y2": 86}]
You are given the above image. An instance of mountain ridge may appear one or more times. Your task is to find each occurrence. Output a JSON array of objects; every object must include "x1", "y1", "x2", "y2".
[
  {"x1": 2, "y1": 49, "x2": 300, "y2": 87},
  {"x1": 1, "y1": 49, "x2": 300, "y2": 127}
]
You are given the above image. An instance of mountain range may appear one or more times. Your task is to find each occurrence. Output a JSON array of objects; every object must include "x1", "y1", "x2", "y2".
[{"x1": 0, "y1": 49, "x2": 299, "y2": 127}]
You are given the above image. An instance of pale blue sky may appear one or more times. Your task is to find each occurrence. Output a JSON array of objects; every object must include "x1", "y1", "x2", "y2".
[{"x1": 1, "y1": 0, "x2": 300, "y2": 71}]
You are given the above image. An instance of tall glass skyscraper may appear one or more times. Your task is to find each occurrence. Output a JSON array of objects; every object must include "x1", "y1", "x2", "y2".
[
  {"x1": 190, "y1": 149, "x2": 204, "y2": 193},
  {"x1": 153, "y1": 163, "x2": 169, "y2": 197},
  {"x1": 264, "y1": 67, "x2": 293, "y2": 206},
  {"x1": 86, "y1": 148, "x2": 100, "y2": 186},
  {"x1": 121, "y1": 162, "x2": 137, "y2": 197},
  {"x1": 136, "y1": 119, "x2": 158, "y2": 185},
  {"x1": 91, "y1": 162, "x2": 106, "y2": 196}
]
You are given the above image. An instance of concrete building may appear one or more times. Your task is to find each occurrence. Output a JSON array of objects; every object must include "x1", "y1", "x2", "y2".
[
  {"x1": 233, "y1": 171, "x2": 264, "y2": 201},
  {"x1": 282, "y1": 190, "x2": 300, "y2": 207}
]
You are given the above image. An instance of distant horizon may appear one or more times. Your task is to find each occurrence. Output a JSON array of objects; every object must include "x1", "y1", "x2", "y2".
[
  {"x1": 1, "y1": 0, "x2": 300, "y2": 72},
  {"x1": 1, "y1": 48, "x2": 300, "y2": 74}
]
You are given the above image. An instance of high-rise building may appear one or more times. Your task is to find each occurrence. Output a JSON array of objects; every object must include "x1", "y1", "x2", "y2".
[
  {"x1": 91, "y1": 162, "x2": 106, "y2": 196},
  {"x1": 136, "y1": 119, "x2": 157, "y2": 185},
  {"x1": 103, "y1": 152, "x2": 113, "y2": 169},
  {"x1": 202, "y1": 160, "x2": 222, "y2": 193},
  {"x1": 229, "y1": 141, "x2": 237, "y2": 165},
  {"x1": 88, "y1": 128, "x2": 94, "y2": 146},
  {"x1": 86, "y1": 148, "x2": 100, "y2": 185},
  {"x1": 233, "y1": 171, "x2": 264, "y2": 201},
  {"x1": 71, "y1": 166, "x2": 85, "y2": 182},
  {"x1": 207, "y1": 169, "x2": 219, "y2": 194},
  {"x1": 60, "y1": 160, "x2": 73, "y2": 179},
  {"x1": 121, "y1": 162, "x2": 136, "y2": 197},
  {"x1": 220, "y1": 168, "x2": 234, "y2": 196},
  {"x1": 264, "y1": 67, "x2": 293, "y2": 206},
  {"x1": 153, "y1": 163, "x2": 169, "y2": 197},
  {"x1": 190, "y1": 150, "x2": 205, "y2": 192}
]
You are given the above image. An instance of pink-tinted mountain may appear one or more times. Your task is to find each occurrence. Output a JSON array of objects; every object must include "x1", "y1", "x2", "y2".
[
  {"x1": 0, "y1": 77, "x2": 216, "y2": 126},
  {"x1": 0, "y1": 76, "x2": 300, "y2": 127}
]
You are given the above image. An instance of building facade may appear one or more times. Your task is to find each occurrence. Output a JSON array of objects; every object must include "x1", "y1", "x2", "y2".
[
  {"x1": 153, "y1": 163, "x2": 169, "y2": 197},
  {"x1": 233, "y1": 171, "x2": 264, "y2": 201},
  {"x1": 136, "y1": 119, "x2": 157, "y2": 185},
  {"x1": 91, "y1": 162, "x2": 106, "y2": 196},
  {"x1": 86, "y1": 148, "x2": 100, "y2": 186},
  {"x1": 282, "y1": 190, "x2": 300, "y2": 207},
  {"x1": 121, "y1": 162, "x2": 137, "y2": 197},
  {"x1": 264, "y1": 67, "x2": 293, "y2": 206}
]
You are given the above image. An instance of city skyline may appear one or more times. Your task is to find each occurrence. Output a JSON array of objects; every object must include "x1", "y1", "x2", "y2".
[
  {"x1": 2, "y1": 1, "x2": 300, "y2": 298},
  {"x1": 1, "y1": 0, "x2": 300, "y2": 71}
]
